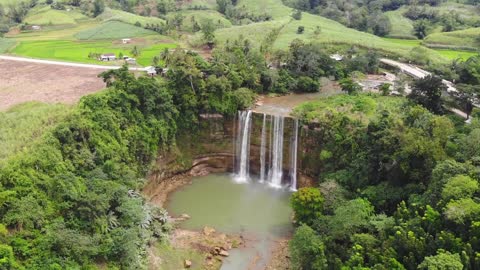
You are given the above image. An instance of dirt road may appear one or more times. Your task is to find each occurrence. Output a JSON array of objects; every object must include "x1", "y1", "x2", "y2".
[{"x1": 0, "y1": 55, "x2": 145, "y2": 71}]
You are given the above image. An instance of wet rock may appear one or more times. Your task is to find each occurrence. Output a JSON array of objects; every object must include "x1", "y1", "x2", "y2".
[
  {"x1": 184, "y1": 259, "x2": 192, "y2": 268},
  {"x1": 203, "y1": 226, "x2": 216, "y2": 236},
  {"x1": 219, "y1": 250, "x2": 229, "y2": 257}
]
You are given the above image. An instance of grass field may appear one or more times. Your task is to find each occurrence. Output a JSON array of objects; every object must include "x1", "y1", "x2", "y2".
[
  {"x1": 0, "y1": 38, "x2": 16, "y2": 53},
  {"x1": 23, "y1": 6, "x2": 87, "y2": 25},
  {"x1": 75, "y1": 21, "x2": 156, "y2": 40},
  {"x1": 384, "y1": 8, "x2": 415, "y2": 39},
  {"x1": 435, "y1": 49, "x2": 478, "y2": 60},
  {"x1": 0, "y1": 102, "x2": 71, "y2": 165},
  {"x1": 11, "y1": 39, "x2": 175, "y2": 65},
  {"x1": 424, "y1": 27, "x2": 480, "y2": 50},
  {"x1": 98, "y1": 8, "x2": 166, "y2": 26}
]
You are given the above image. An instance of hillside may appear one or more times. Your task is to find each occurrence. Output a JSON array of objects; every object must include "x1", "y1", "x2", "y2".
[{"x1": 424, "y1": 27, "x2": 480, "y2": 50}]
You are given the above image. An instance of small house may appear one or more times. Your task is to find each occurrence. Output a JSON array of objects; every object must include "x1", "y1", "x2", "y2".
[
  {"x1": 330, "y1": 54, "x2": 344, "y2": 61},
  {"x1": 122, "y1": 38, "x2": 131, "y2": 44},
  {"x1": 100, "y1": 53, "x2": 116, "y2": 61},
  {"x1": 145, "y1": 66, "x2": 157, "y2": 76},
  {"x1": 32, "y1": 25, "x2": 41, "y2": 30},
  {"x1": 126, "y1": 58, "x2": 136, "y2": 64}
]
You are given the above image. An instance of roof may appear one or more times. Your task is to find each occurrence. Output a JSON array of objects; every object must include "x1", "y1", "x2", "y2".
[{"x1": 101, "y1": 53, "x2": 116, "y2": 57}]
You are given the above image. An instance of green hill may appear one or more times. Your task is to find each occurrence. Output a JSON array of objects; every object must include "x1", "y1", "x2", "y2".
[
  {"x1": 23, "y1": 6, "x2": 88, "y2": 25},
  {"x1": 97, "y1": 8, "x2": 166, "y2": 26}
]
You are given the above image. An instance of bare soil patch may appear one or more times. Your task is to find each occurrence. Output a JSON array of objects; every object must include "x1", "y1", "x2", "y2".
[{"x1": 0, "y1": 59, "x2": 105, "y2": 110}]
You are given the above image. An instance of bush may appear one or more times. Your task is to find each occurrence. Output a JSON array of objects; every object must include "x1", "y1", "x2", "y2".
[
  {"x1": 291, "y1": 187, "x2": 324, "y2": 225},
  {"x1": 297, "y1": 26, "x2": 305, "y2": 34},
  {"x1": 293, "y1": 76, "x2": 320, "y2": 93}
]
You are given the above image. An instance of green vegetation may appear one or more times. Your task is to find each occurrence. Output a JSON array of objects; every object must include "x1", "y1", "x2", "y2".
[
  {"x1": 424, "y1": 27, "x2": 480, "y2": 50},
  {"x1": 74, "y1": 21, "x2": 155, "y2": 40},
  {"x1": 384, "y1": 9, "x2": 415, "y2": 39},
  {"x1": 154, "y1": 243, "x2": 205, "y2": 270},
  {"x1": 0, "y1": 38, "x2": 15, "y2": 53},
  {"x1": 97, "y1": 8, "x2": 165, "y2": 26},
  {"x1": 23, "y1": 6, "x2": 87, "y2": 25},
  {"x1": 0, "y1": 102, "x2": 71, "y2": 164},
  {"x1": 290, "y1": 90, "x2": 480, "y2": 268},
  {"x1": 12, "y1": 39, "x2": 176, "y2": 65}
]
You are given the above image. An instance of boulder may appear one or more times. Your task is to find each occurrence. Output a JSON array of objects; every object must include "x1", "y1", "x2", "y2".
[
  {"x1": 219, "y1": 250, "x2": 229, "y2": 257},
  {"x1": 180, "y1": 213, "x2": 191, "y2": 220},
  {"x1": 203, "y1": 226, "x2": 215, "y2": 236},
  {"x1": 184, "y1": 259, "x2": 192, "y2": 268}
]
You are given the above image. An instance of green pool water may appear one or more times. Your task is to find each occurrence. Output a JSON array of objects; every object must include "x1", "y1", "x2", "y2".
[{"x1": 166, "y1": 173, "x2": 293, "y2": 269}]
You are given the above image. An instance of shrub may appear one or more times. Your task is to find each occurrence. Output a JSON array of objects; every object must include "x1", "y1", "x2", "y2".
[
  {"x1": 297, "y1": 26, "x2": 305, "y2": 34},
  {"x1": 291, "y1": 187, "x2": 324, "y2": 225}
]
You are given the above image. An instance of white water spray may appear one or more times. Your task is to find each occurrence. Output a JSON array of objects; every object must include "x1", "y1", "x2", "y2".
[
  {"x1": 259, "y1": 114, "x2": 267, "y2": 183},
  {"x1": 268, "y1": 115, "x2": 284, "y2": 188},
  {"x1": 235, "y1": 110, "x2": 253, "y2": 183},
  {"x1": 289, "y1": 119, "x2": 299, "y2": 191}
]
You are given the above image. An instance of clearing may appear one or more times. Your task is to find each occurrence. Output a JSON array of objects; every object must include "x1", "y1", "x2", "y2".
[{"x1": 0, "y1": 59, "x2": 105, "y2": 110}]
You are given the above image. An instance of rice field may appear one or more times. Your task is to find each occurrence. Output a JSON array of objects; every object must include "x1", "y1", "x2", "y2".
[{"x1": 11, "y1": 39, "x2": 176, "y2": 66}]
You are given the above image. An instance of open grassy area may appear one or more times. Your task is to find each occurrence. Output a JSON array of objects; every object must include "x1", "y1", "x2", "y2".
[
  {"x1": 23, "y1": 5, "x2": 88, "y2": 25},
  {"x1": 0, "y1": 102, "x2": 71, "y2": 165},
  {"x1": 293, "y1": 93, "x2": 407, "y2": 123},
  {"x1": 98, "y1": 8, "x2": 166, "y2": 26},
  {"x1": 75, "y1": 21, "x2": 156, "y2": 40},
  {"x1": 384, "y1": 8, "x2": 415, "y2": 39},
  {"x1": 434, "y1": 49, "x2": 478, "y2": 60},
  {"x1": 154, "y1": 243, "x2": 206, "y2": 270},
  {"x1": 424, "y1": 27, "x2": 480, "y2": 50},
  {"x1": 11, "y1": 39, "x2": 176, "y2": 65}
]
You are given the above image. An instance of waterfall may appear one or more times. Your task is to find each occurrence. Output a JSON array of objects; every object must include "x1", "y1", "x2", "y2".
[
  {"x1": 235, "y1": 110, "x2": 253, "y2": 183},
  {"x1": 289, "y1": 119, "x2": 299, "y2": 191},
  {"x1": 268, "y1": 115, "x2": 284, "y2": 188},
  {"x1": 259, "y1": 114, "x2": 267, "y2": 183}
]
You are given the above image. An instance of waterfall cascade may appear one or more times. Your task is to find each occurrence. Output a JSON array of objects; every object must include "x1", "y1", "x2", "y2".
[
  {"x1": 289, "y1": 119, "x2": 299, "y2": 191},
  {"x1": 259, "y1": 114, "x2": 267, "y2": 183},
  {"x1": 268, "y1": 115, "x2": 285, "y2": 188},
  {"x1": 234, "y1": 111, "x2": 299, "y2": 190},
  {"x1": 234, "y1": 111, "x2": 253, "y2": 183}
]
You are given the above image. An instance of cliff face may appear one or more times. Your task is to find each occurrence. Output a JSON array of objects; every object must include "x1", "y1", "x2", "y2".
[{"x1": 147, "y1": 112, "x2": 319, "y2": 189}]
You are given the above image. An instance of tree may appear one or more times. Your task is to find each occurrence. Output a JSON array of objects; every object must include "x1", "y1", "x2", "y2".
[
  {"x1": 418, "y1": 251, "x2": 463, "y2": 270},
  {"x1": 441, "y1": 175, "x2": 479, "y2": 202},
  {"x1": 289, "y1": 224, "x2": 327, "y2": 270},
  {"x1": 290, "y1": 187, "x2": 324, "y2": 225},
  {"x1": 294, "y1": 76, "x2": 319, "y2": 92},
  {"x1": 291, "y1": 9, "x2": 302, "y2": 20},
  {"x1": 297, "y1": 26, "x2": 305, "y2": 34},
  {"x1": 339, "y1": 77, "x2": 362, "y2": 95},
  {"x1": 201, "y1": 19, "x2": 216, "y2": 46},
  {"x1": 380, "y1": 83, "x2": 391, "y2": 96},
  {"x1": 413, "y1": 19, "x2": 430, "y2": 39},
  {"x1": 131, "y1": 46, "x2": 140, "y2": 57},
  {"x1": 216, "y1": 0, "x2": 231, "y2": 14},
  {"x1": 408, "y1": 75, "x2": 445, "y2": 114},
  {"x1": 92, "y1": 0, "x2": 104, "y2": 17}
]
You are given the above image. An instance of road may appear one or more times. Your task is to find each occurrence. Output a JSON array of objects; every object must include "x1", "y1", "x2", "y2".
[
  {"x1": 380, "y1": 58, "x2": 457, "y2": 93},
  {"x1": 0, "y1": 55, "x2": 147, "y2": 71}
]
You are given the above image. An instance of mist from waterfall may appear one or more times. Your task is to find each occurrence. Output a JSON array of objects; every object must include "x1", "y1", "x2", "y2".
[
  {"x1": 234, "y1": 110, "x2": 253, "y2": 183},
  {"x1": 259, "y1": 114, "x2": 267, "y2": 183},
  {"x1": 267, "y1": 115, "x2": 284, "y2": 188},
  {"x1": 289, "y1": 119, "x2": 299, "y2": 191}
]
